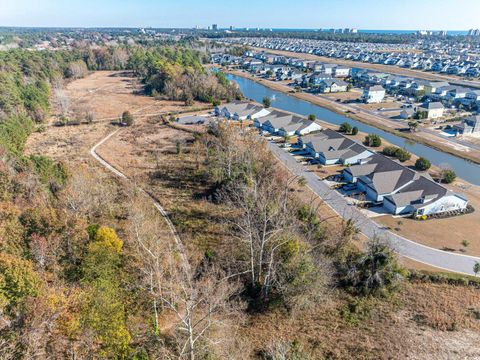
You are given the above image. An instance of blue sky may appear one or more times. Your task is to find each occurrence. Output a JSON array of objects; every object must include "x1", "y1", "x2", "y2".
[{"x1": 1, "y1": 0, "x2": 479, "y2": 30}]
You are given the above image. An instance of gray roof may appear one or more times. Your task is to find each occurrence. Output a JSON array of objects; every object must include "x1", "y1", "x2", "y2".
[
  {"x1": 354, "y1": 155, "x2": 417, "y2": 195},
  {"x1": 384, "y1": 175, "x2": 448, "y2": 208},
  {"x1": 368, "y1": 85, "x2": 385, "y2": 92},
  {"x1": 303, "y1": 129, "x2": 369, "y2": 160},
  {"x1": 221, "y1": 101, "x2": 264, "y2": 117},
  {"x1": 176, "y1": 115, "x2": 206, "y2": 125},
  {"x1": 420, "y1": 102, "x2": 444, "y2": 110}
]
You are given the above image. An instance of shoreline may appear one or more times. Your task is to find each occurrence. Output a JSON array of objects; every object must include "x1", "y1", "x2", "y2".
[{"x1": 226, "y1": 69, "x2": 480, "y2": 166}]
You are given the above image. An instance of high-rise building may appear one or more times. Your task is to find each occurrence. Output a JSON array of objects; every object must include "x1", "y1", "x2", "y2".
[{"x1": 212, "y1": 24, "x2": 218, "y2": 31}]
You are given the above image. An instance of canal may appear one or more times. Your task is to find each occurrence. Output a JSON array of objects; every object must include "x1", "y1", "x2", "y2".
[{"x1": 227, "y1": 74, "x2": 480, "y2": 186}]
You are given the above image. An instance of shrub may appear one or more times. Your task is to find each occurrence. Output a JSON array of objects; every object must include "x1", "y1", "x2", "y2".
[
  {"x1": 339, "y1": 122, "x2": 352, "y2": 134},
  {"x1": 415, "y1": 157, "x2": 431, "y2": 171},
  {"x1": 382, "y1": 146, "x2": 399, "y2": 157},
  {"x1": 262, "y1": 96, "x2": 271, "y2": 108},
  {"x1": 0, "y1": 253, "x2": 41, "y2": 313},
  {"x1": 308, "y1": 114, "x2": 316, "y2": 121},
  {"x1": 341, "y1": 237, "x2": 406, "y2": 296},
  {"x1": 395, "y1": 148, "x2": 411, "y2": 162},
  {"x1": 121, "y1": 111, "x2": 134, "y2": 126},
  {"x1": 441, "y1": 169, "x2": 456, "y2": 184},
  {"x1": 364, "y1": 134, "x2": 382, "y2": 147},
  {"x1": 351, "y1": 126, "x2": 359, "y2": 135}
]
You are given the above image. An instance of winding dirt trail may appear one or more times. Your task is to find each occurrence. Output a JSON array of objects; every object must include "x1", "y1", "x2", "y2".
[{"x1": 90, "y1": 128, "x2": 191, "y2": 275}]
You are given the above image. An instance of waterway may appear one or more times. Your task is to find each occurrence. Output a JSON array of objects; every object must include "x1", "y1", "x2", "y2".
[{"x1": 227, "y1": 74, "x2": 480, "y2": 185}]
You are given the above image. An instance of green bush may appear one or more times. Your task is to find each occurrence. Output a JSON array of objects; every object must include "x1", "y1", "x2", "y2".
[
  {"x1": 394, "y1": 148, "x2": 411, "y2": 162},
  {"x1": 339, "y1": 122, "x2": 352, "y2": 134},
  {"x1": 382, "y1": 146, "x2": 398, "y2": 157},
  {"x1": 364, "y1": 134, "x2": 382, "y2": 147},
  {"x1": 415, "y1": 157, "x2": 431, "y2": 171},
  {"x1": 441, "y1": 169, "x2": 456, "y2": 184}
]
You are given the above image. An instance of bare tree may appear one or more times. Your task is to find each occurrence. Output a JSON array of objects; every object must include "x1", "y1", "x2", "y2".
[
  {"x1": 53, "y1": 87, "x2": 70, "y2": 119},
  {"x1": 112, "y1": 48, "x2": 129, "y2": 69},
  {"x1": 128, "y1": 196, "x2": 244, "y2": 359}
]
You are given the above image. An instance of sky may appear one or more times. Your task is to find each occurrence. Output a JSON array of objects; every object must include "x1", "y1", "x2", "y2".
[{"x1": 1, "y1": 0, "x2": 479, "y2": 30}]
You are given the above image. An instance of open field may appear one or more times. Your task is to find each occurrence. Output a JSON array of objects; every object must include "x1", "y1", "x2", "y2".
[
  {"x1": 26, "y1": 70, "x2": 207, "y2": 162},
  {"x1": 321, "y1": 90, "x2": 361, "y2": 101}
]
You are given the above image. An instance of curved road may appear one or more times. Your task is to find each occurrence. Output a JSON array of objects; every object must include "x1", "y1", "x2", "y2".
[
  {"x1": 90, "y1": 128, "x2": 191, "y2": 275},
  {"x1": 90, "y1": 127, "x2": 480, "y2": 275},
  {"x1": 268, "y1": 141, "x2": 480, "y2": 276}
]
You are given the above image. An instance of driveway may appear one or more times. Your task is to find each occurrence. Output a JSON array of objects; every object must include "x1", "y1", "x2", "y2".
[{"x1": 268, "y1": 141, "x2": 480, "y2": 275}]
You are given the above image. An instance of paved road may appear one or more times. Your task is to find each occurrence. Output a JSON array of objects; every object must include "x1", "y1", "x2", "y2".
[
  {"x1": 268, "y1": 141, "x2": 480, "y2": 275},
  {"x1": 90, "y1": 129, "x2": 191, "y2": 275}
]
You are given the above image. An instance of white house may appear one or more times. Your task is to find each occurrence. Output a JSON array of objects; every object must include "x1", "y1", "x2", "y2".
[
  {"x1": 333, "y1": 66, "x2": 351, "y2": 77},
  {"x1": 277, "y1": 117, "x2": 322, "y2": 137},
  {"x1": 362, "y1": 85, "x2": 386, "y2": 103},
  {"x1": 383, "y1": 176, "x2": 468, "y2": 216},
  {"x1": 453, "y1": 115, "x2": 480, "y2": 136},
  {"x1": 400, "y1": 108, "x2": 415, "y2": 119},
  {"x1": 215, "y1": 101, "x2": 270, "y2": 120},
  {"x1": 343, "y1": 153, "x2": 469, "y2": 216},
  {"x1": 299, "y1": 129, "x2": 372, "y2": 165}
]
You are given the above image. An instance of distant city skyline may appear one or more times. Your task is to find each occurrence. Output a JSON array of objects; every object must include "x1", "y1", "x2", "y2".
[{"x1": 1, "y1": 0, "x2": 479, "y2": 30}]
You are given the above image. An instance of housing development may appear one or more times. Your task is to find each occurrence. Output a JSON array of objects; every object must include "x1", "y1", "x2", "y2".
[{"x1": 213, "y1": 101, "x2": 470, "y2": 218}]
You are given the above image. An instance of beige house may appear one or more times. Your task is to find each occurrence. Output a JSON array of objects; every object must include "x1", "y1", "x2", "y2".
[{"x1": 417, "y1": 102, "x2": 444, "y2": 119}]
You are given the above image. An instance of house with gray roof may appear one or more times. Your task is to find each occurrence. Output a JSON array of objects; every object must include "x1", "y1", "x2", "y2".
[
  {"x1": 383, "y1": 176, "x2": 468, "y2": 216},
  {"x1": 346, "y1": 155, "x2": 418, "y2": 202},
  {"x1": 362, "y1": 85, "x2": 385, "y2": 103},
  {"x1": 318, "y1": 78, "x2": 348, "y2": 93},
  {"x1": 299, "y1": 129, "x2": 373, "y2": 165},
  {"x1": 343, "y1": 153, "x2": 469, "y2": 215},
  {"x1": 255, "y1": 110, "x2": 322, "y2": 136},
  {"x1": 453, "y1": 114, "x2": 480, "y2": 136},
  {"x1": 215, "y1": 101, "x2": 271, "y2": 120},
  {"x1": 417, "y1": 101, "x2": 444, "y2": 119}
]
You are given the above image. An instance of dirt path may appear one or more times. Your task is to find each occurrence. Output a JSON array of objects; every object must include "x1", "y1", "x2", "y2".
[{"x1": 90, "y1": 128, "x2": 192, "y2": 276}]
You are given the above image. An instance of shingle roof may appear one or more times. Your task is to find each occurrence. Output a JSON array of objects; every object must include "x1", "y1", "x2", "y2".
[
  {"x1": 355, "y1": 155, "x2": 417, "y2": 195},
  {"x1": 384, "y1": 175, "x2": 448, "y2": 208}
]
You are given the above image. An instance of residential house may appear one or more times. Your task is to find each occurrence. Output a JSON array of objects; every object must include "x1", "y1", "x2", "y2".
[
  {"x1": 383, "y1": 176, "x2": 468, "y2": 216},
  {"x1": 459, "y1": 90, "x2": 480, "y2": 107},
  {"x1": 333, "y1": 66, "x2": 351, "y2": 77},
  {"x1": 318, "y1": 78, "x2": 348, "y2": 93},
  {"x1": 424, "y1": 81, "x2": 450, "y2": 95},
  {"x1": 453, "y1": 114, "x2": 480, "y2": 135},
  {"x1": 362, "y1": 85, "x2": 386, "y2": 103},
  {"x1": 343, "y1": 154, "x2": 469, "y2": 215},
  {"x1": 417, "y1": 102, "x2": 444, "y2": 119},
  {"x1": 400, "y1": 108, "x2": 415, "y2": 119},
  {"x1": 299, "y1": 129, "x2": 373, "y2": 165},
  {"x1": 354, "y1": 156, "x2": 418, "y2": 202},
  {"x1": 215, "y1": 101, "x2": 270, "y2": 120}
]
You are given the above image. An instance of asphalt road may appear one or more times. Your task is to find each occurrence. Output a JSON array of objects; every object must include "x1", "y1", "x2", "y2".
[{"x1": 267, "y1": 141, "x2": 480, "y2": 275}]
